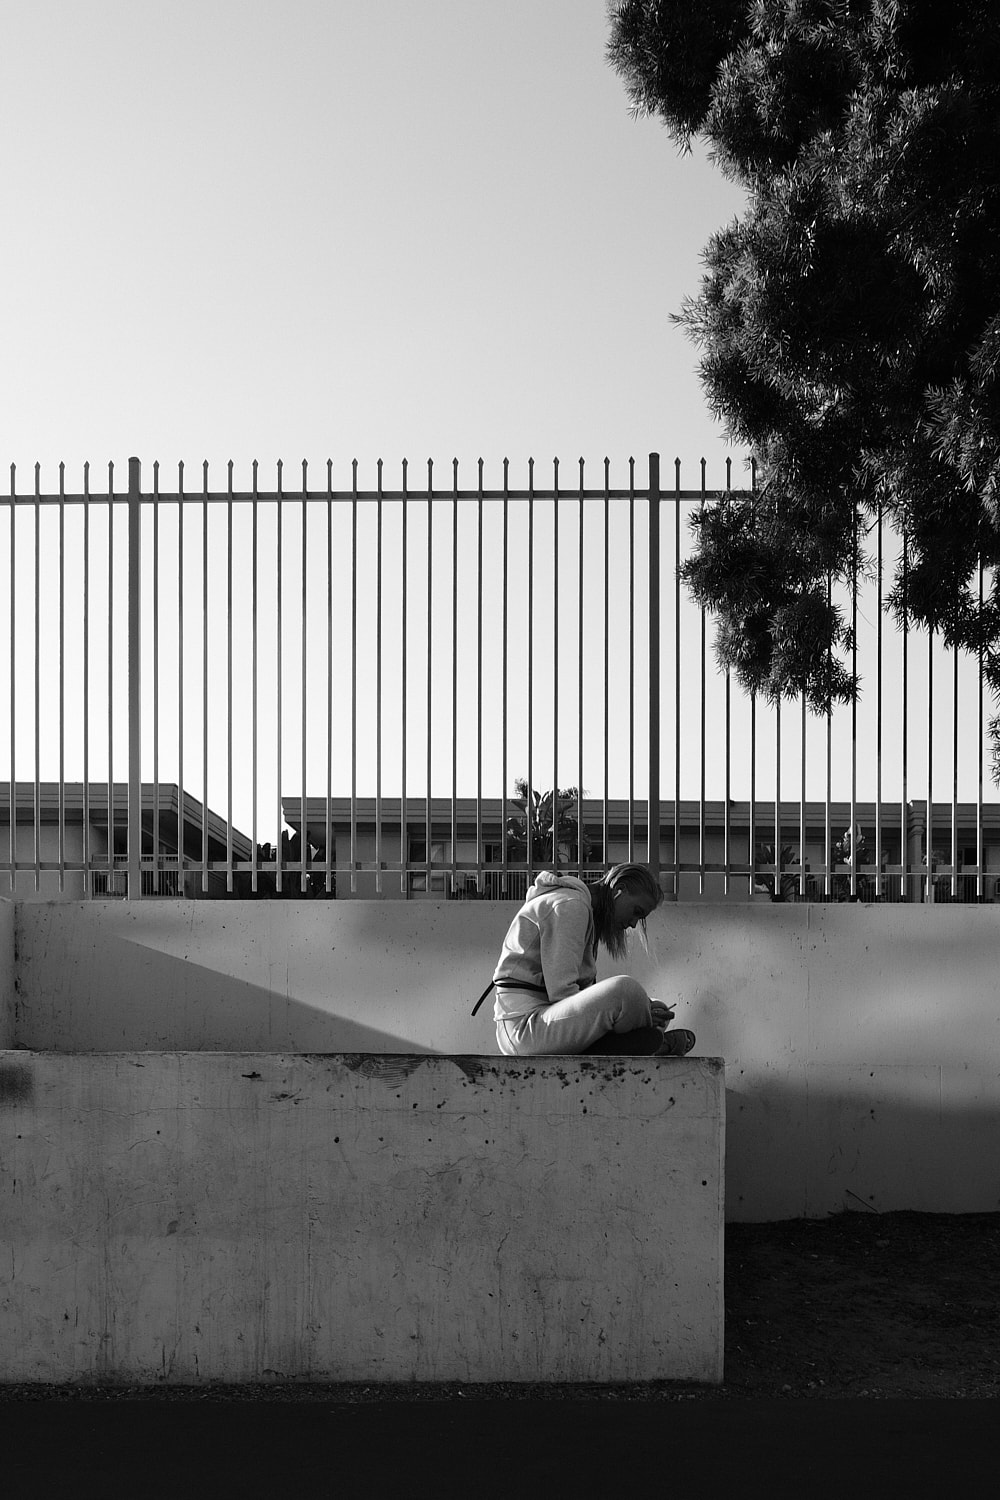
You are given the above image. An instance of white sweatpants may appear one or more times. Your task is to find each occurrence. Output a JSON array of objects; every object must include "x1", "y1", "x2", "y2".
[{"x1": 495, "y1": 973, "x2": 653, "y2": 1057}]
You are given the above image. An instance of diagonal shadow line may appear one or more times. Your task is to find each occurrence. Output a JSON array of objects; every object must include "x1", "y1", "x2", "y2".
[{"x1": 15, "y1": 938, "x2": 445, "y2": 1055}]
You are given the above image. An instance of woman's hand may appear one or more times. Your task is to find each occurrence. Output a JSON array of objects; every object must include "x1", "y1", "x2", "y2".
[{"x1": 650, "y1": 999, "x2": 676, "y2": 1029}]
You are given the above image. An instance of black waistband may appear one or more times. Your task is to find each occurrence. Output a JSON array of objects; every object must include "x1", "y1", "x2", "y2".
[{"x1": 471, "y1": 977, "x2": 547, "y2": 1017}]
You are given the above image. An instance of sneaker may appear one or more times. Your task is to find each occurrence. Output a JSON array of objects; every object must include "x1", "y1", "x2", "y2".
[{"x1": 656, "y1": 1028, "x2": 696, "y2": 1057}]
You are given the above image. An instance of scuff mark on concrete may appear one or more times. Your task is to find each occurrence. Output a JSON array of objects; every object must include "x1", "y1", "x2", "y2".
[
  {"x1": 450, "y1": 1056, "x2": 488, "y2": 1085},
  {"x1": 0, "y1": 1062, "x2": 33, "y2": 1105},
  {"x1": 339, "y1": 1054, "x2": 425, "y2": 1085}
]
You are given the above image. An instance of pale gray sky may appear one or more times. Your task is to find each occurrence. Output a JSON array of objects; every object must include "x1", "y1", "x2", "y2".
[{"x1": 2, "y1": 0, "x2": 747, "y2": 488}]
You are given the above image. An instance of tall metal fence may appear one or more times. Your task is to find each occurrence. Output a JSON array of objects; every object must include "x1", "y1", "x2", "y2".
[{"x1": 2, "y1": 454, "x2": 997, "y2": 900}]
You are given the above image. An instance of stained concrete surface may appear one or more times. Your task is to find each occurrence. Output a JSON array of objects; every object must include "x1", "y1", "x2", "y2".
[
  {"x1": 2, "y1": 1052, "x2": 723, "y2": 1384},
  {"x1": 0, "y1": 1393, "x2": 995, "y2": 1499}
]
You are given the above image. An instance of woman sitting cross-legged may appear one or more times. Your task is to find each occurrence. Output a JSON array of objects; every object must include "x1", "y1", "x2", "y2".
[{"x1": 491, "y1": 862, "x2": 696, "y2": 1058}]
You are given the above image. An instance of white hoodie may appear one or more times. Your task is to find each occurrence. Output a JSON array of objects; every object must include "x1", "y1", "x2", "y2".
[{"x1": 491, "y1": 872, "x2": 597, "y2": 1019}]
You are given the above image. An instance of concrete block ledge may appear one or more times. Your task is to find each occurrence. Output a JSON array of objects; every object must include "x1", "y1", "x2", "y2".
[{"x1": 0, "y1": 1051, "x2": 725, "y2": 1385}]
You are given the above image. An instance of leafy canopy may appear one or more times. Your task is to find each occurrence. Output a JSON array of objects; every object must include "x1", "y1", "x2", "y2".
[{"x1": 607, "y1": 1, "x2": 1000, "y2": 758}]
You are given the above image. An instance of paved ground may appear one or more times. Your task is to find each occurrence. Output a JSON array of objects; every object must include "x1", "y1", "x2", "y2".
[{"x1": 1, "y1": 1393, "x2": 996, "y2": 1498}]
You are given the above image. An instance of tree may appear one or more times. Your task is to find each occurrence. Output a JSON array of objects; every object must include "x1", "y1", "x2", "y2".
[
  {"x1": 233, "y1": 831, "x2": 335, "y2": 899},
  {"x1": 830, "y1": 822, "x2": 877, "y2": 901},
  {"x1": 505, "y1": 780, "x2": 593, "y2": 866},
  {"x1": 753, "y1": 841, "x2": 803, "y2": 900},
  {"x1": 607, "y1": 1, "x2": 1000, "y2": 765}
]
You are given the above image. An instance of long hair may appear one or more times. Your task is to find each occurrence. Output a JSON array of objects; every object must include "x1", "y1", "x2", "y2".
[{"x1": 590, "y1": 863, "x2": 664, "y2": 960}]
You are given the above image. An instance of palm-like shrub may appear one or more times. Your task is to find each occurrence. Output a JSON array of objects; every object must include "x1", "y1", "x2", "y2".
[{"x1": 505, "y1": 779, "x2": 593, "y2": 867}]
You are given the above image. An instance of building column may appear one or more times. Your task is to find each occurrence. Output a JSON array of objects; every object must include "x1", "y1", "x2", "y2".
[{"x1": 906, "y1": 803, "x2": 925, "y2": 903}]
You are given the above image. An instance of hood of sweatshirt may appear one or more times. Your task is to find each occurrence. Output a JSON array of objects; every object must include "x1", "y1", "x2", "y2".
[
  {"x1": 524, "y1": 871, "x2": 593, "y2": 904},
  {"x1": 492, "y1": 870, "x2": 598, "y2": 1014}
]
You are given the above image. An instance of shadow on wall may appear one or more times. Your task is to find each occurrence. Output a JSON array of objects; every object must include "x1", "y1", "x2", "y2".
[
  {"x1": 725, "y1": 1074, "x2": 1000, "y2": 1221},
  {"x1": 12, "y1": 900, "x2": 504, "y2": 1055},
  {"x1": 14, "y1": 941, "x2": 436, "y2": 1055}
]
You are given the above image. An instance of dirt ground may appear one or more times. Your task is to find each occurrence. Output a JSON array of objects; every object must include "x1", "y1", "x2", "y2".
[
  {"x1": 719, "y1": 1208, "x2": 1000, "y2": 1399},
  {"x1": 3, "y1": 1210, "x2": 996, "y2": 1403}
]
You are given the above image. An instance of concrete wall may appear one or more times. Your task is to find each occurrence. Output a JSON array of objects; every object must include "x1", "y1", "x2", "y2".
[
  {"x1": 10, "y1": 899, "x2": 1000, "y2": 1220},
  {"x1": 13, "y1": 899, "x2": 498, "y2": 1055},
  {"x1": 625, "y1": 902, "x2": 1000, "y2": 1221},
  {"x1": 0, "y1": 900, "x2": 13, "y2": 1048},
  {"x1": 0, "y1": 1050, "x2": 724, "y2": 1385}
]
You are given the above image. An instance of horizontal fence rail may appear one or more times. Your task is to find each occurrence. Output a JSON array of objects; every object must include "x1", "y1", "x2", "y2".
[{"x1": 1, "y1": 454, "x2": 997, "y2": 902}]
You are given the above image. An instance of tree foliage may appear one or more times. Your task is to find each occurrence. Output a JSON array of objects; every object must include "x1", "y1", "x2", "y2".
[{"x1": 607, "y1": 1, "x2": 1000, "y2": 761}]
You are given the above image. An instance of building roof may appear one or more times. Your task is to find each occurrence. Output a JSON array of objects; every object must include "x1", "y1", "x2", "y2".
[
  {"x1": 280, "y1": 794, "x2": 1000, "y2": 840},
  {"x1": 0, "y1": 782, "x2": 252, "y2": 859}
]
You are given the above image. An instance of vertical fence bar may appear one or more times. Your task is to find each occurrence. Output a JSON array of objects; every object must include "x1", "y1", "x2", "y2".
[
  {"x1": 850, "y1": 508, "x2": 858, "y2": 898},
  {"x1": 724, "y1": 459, "x2": 732, "y2": 896},
  {"x1": 628, "y1": 458, "x2": 635, "y2": 862},
  {"x1": 552, "y1": 458, "x2": 559, "y2": 868},
  {"x1": 226, "y1": 462, "x2": 234, "y2": 892},
  {"x1": 749, "y1": 459, "x2": 758, "y2": 896},
  {"x1": 58, "y1": 464, "x2": 65, "y2": 893},
  {"x1": 127, "y1": 457, "x2": 142, "y2": 899},
  {"x1": 825, "y1": 572, "x2": 833, "y2": 899},
  {"x1": 425, "y1": 460, "x2": 433, "y2": 896},
  {"x1": 177, "y1": 462, "x2": 185, "y2": 894},
  {"x1": 603, "y1": 459, "x2": 610, "y2": 866},
  {"x1": 800, "y1": 690, "x2": 807, "y2": 897},
  {"x1": 451, "y1": 459, "x2": 459, "y2": 892},
  {"x1": 83, "y1": 464, "x2": 90, "y2": 890},
  {"x1": 527, "y1": 458, "x2": 535, "y2": 877},
  {"x1": 350, "y1": 461, "x2": 358, "y2": 893},
  {"x1": 153, "y1": 463, "x2": 160, "y2": 894},
  {"x1": 876, "y1": 501, "x2": 883, "y2": 898},
  {"x1": 276, "y1": 460, "x2": 284, "y2": 894},
  {"x1": 577, "y1": 457, "x2": 585, "y2": 880},
  {"x1": 107, "y1": 462, "x2": 114, "y2": 891},
  {"x1": 326, "y1": 461, "x2": 334, "y2": 894},
  {"x1": 699, "y1": 459, "x2": 707, "y2": 894},
  {"x1": 401, "y1": 459, "x2": 409, "y2": 895},
  {"x1": 201, "y1": 462, "x2": 209, "y2": 894},
  {"x1": 927, "y1": 630, "x2": 934, "y2": 903},
  {"x1": 7, "y1": 477, "x2": 19, "y2": 881},
  {"x1": 477, "y1": 458, "x2": 484, "y2": 890},
  {"x1": 650, "y1": 450, "x2": 665, "y2": 882},
  {"x1": 901, "y1": 533, "x2": 909, "y2": 901},
  {"x1": 671, "y1": 450, "x2": 680, "y2": 882},
  {"x1": 501, "y1": 459, "x2": 509, "y2": 881},
  {"x1": 803, "y1": 534, "x2": 809, "y2": 894},
  {"x1": 251, "y1": 460, "x2": 258, "y2": 893},
  {"x1": 952, "y1": 640, "x2": 959, "y2": 899},
  {"x1": 749, "y1": 698, "x2": 757, "y2": 895},
  {"x1": 774, "y1": 698, "x2": 781, "y2": 897},
  {"x1": 301, "y1": 460, "x2": 309, "y2": 894},
  {"x1": 374, "y1": 461, "x2": 383, "y2": 893},
  {"x1": 7, "y1": 469, "x2": 13, "y2": 890},
  {"x1": 977, "y1": 556, "x2": 984, "y2": 900},
  {"x1": 32, "y1": 467, "x2": 41, "y2": 892}
]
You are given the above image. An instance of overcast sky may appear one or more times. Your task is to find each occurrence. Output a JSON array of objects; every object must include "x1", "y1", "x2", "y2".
[{"x1": 2, "y1": 0, "x2": 748, "y2": 492}]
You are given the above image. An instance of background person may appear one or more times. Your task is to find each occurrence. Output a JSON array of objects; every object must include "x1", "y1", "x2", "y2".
[{"x1": 491, "y1": 862, "x2": 696, "y2": 1057}]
